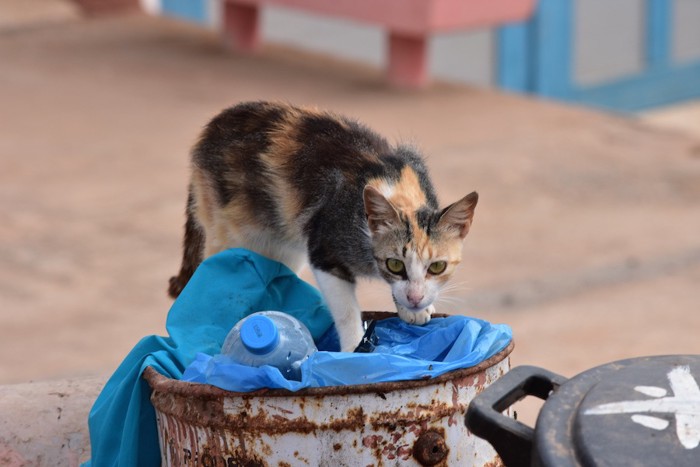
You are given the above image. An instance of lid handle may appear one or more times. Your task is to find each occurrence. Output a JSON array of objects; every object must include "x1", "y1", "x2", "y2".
[{"x1": 465, "y1": 365, "x2": 568, "y2": 467}]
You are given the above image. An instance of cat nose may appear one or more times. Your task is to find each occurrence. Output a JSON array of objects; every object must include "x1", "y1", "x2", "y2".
[{"x1": 407, "y1": 291, "x2": 424, "y2": 307}]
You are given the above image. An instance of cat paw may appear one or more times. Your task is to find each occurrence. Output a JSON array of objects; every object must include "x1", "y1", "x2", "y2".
[
  {"x1": 339, "y1": 326, "x2": 366, "y2": 353},
  {"x1": 397, "y1": 304, "x2": 435, "y2": 325},
  {"x1": 168, "y1": 275, "x2": 186, "y2": 299}
]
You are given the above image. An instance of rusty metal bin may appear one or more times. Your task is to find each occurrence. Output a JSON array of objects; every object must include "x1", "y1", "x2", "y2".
[{"x1": 143, "y1": 338, "x2": 513, "y2": 466}]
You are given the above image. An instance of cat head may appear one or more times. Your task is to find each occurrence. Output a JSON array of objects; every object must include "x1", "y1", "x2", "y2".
[{"x1": 363, "y1": 185, "x2": 478, "y2": 314}]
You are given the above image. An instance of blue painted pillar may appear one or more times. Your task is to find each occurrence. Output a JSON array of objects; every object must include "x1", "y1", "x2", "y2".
[
  {"x1": 497, "y1": 22, "x2": 532, "y2": 92},
  {"x1": 161, "y1": 0, "x2": 209, "y2": 23},
  {"x1": 497, "y1": 0, "x2": 574, "y2": 99},
  {"x1": 646, "y1": 0, "x2": 672, "y2": 71},
  {"x1": 531, "y1": 0, "x2": 573, "y2": 98}
]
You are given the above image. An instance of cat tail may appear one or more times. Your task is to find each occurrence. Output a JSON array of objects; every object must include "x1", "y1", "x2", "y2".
[{"x1": 168, "y1": 189, "x2": 205, "y2": 298}]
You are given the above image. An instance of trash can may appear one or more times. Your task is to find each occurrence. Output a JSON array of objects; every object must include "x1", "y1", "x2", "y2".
[
  {"x1": 466, "y1": 355, "x2": 700, "y2": 466},
  {"x1": 143, "y1": 340, "x2": 513, "y2": 466}
]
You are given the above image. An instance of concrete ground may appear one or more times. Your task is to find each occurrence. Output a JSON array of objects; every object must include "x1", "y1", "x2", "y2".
[{"x1": 1, "y1": 2, "x2": 700, "y2": 423}]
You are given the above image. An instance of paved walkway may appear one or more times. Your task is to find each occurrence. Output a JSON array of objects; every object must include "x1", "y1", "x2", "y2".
[{"x1": 1, "y1": 7, "x2": 699, "y2": 403}]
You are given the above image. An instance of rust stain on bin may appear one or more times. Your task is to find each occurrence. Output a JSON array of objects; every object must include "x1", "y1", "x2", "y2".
[{"x1": 144, "y1": 320, "x2": 512, "y2": 467}]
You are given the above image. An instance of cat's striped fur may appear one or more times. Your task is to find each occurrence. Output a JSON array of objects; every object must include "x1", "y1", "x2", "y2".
[{"x1": 169, "y1": 101, "x2": 478, "y2": 351}]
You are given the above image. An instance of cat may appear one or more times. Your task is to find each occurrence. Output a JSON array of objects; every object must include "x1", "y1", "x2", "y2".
[{"x1": 168, "y1": 101, "x2": 478, "y2": 352}]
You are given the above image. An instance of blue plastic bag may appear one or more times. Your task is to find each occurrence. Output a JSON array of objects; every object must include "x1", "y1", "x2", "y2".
[
  {"x1": 84, "y1": 249, "x2": 337, "y2": 467},
  {"x1": 183, "y1": 315, "x2": 512, "y2": 391}
]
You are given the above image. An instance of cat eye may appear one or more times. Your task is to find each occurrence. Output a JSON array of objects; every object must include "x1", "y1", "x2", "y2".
[
  {"x1": 386, "y1": 258, "x2": 406, "y2": 274},
  {"x1": 428, "y1": 261, "x2": 447, "y2": 275}
]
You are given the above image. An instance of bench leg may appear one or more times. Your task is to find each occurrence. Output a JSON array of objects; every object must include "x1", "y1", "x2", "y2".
[
  {"x1": 387, "y1": 33, "x2": 429, "y2": 88},
  {"x1": 222, "y1": 2, "x2": 261, "y2": 52}
]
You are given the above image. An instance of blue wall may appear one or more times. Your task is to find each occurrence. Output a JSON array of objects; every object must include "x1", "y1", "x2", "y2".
[
  {"x1": 498, "y1": 0, "x2": 700, "y2": 111},
  {"x1": 160, "y1": 0, "x2": 700, "y2": 112},
  {"x1": 161, "y1": 0, "x2": 208, "y2": 23}
]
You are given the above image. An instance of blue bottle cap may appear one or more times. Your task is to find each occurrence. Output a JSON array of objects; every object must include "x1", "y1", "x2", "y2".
[{"x1": 240, "y1": 315, "x2": 280, "y2": 355}]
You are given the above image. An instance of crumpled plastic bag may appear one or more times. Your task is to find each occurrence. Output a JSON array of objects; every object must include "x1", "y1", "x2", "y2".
[{"x1": 183, "y1": 315, "x2": 512, "y2": 392}]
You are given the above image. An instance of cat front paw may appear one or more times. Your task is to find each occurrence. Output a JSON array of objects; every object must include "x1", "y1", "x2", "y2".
[
  {"x1": 397, "y1": 304, "x2": 435, "y2": 325},
  {"x1": 339, "y1": 325, "x2": 366, "y2": 353}
]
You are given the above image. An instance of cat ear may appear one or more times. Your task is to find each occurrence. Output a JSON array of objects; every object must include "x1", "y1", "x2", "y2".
[
  {"x1": 438, "y1": 191, "x2": 478, "y2": 239},
  {"x1": 363, "y1": 185, "x2": 400, "y2": 235}
]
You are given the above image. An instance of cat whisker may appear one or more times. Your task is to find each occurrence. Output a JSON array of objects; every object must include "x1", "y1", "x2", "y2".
[
  {"x1": 439, "y1": 282, "x2": 471, "y2": 296},
  {"x1": 435, "y1": 297, "x2": 466, "y2": 309},
  {"x1": 438, "y1": 293, "x2": 468, "y2": 306},
  {"x1": 434, "y1": 282, "x2": 471, "y2": 314}
]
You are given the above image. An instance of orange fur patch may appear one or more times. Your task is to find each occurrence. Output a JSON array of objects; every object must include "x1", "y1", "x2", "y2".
[
  {"x1": 262, "y1": 112, "x2": 304, "y2": 229},
  {"x1": 390, "y1": 167, "x2": 428, "y2": 212}
]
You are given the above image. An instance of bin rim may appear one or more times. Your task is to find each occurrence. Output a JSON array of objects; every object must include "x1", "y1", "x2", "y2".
[{"x1": 143, "y1": 340, "x2": 513, "y2": 399}]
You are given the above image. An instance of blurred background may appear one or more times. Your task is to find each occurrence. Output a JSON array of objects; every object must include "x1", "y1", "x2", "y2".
[
  {"x1": 1, "y1": 0, "x2": 699, "y2": 412},
  {"x1": 147, "y1": 0, "x2": 700, "y2": 110}
]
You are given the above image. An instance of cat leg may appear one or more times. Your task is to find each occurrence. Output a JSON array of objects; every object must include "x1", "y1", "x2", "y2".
[
  {"x1": 312, "y1": 269, "x2": 364, "y2": 352},
  {"x1": 168, "y1": 190, "x2": 205, "y2": 298},
  {"x1": 244, "y1": 230, "x2": 306, "y2": 273},
  {"x1": 395, "y1": 303, "x2": 435, "y2": 325}
]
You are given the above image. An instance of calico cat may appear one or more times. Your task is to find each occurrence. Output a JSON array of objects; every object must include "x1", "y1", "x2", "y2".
[{"x1": 168, "y1": 101, "x2": 478, "y2": 352}]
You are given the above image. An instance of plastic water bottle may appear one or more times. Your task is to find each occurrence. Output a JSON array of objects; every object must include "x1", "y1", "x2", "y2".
[{"x1": 221, "y1": 311, "x2": 317, "y2": 381}]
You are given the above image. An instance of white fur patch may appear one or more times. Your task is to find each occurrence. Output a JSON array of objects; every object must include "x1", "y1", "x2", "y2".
[
  {"x1": 374, "y1": 181, "x2": 395, "y2": 200},
  {"x1": 312, "y1": 269, "x2": 364, "y2": 352},
  {"x1": 397, "y1": 303, "x2": 435, "y2": 324},
  {"x1": 391, "y1": 252, "x2": 440, "y2": 312}
]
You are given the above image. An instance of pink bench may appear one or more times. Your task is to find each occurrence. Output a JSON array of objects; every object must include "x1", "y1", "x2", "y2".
[{"x1": 222, "y1": 0, "x2": 536, "y2": 87}]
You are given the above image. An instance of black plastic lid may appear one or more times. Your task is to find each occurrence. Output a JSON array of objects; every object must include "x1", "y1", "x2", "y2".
[{"x1": 535, "y1": 355, "x2": 700, "y2": 467}]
